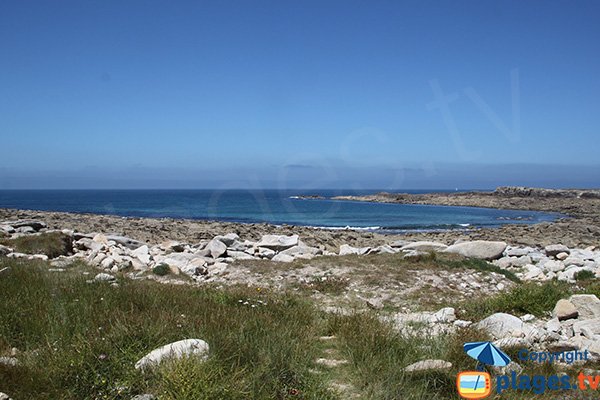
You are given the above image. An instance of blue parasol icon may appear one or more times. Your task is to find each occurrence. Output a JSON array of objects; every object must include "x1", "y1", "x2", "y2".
[{"x1": 464, "y1": 341, "x2": 511, "y2": 367}]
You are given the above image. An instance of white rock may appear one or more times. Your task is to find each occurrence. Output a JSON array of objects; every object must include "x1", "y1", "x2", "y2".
[
  {"x1": 545, "y1": 318, "x2": 561, "y2": 333},
  {"x1": 433, "y1": 307, "x2": 456, "y2": 323},
  {"x1": 280, "y1": 245, "x2": 322, "y2": 257},
  {"x1": 556, "y1": 252, "x2": 569, "y2": 260},
  {"x1": 444, "y1": 241, "x2": 507, "y2": 260},
  {"x1": 105, "y1": 235, "x2": 145, "y2": 250},
  {"x1": 257, "y1": 247, "x2": 276, "y2": 259},
  {"x1": 553, "y1": 299, "x2": 579, "y2": 321},
  {"x1": 214, "y1": 233, "x2": 239, "y2": 246},
  {"x1": 454, "y1": 320, "x2": 472, "y2": 328},
  {"x1": 400, "y1": 241, "x2": 448, "y2": 252},
  {"x1": 94, "y1": 273, "x2": 115, "y2": 282},
  {"x1": 569, "y1": 295, "x2": 600, "y2": 319},
  {"x1": 563, "y1": 257, "x2": 585, "y2": 267},
  {"x1": 541, "y1": 260, "x2": 565, "y2": 273},
  {"x1": 100, "y1": 257, "x2": 115, "y2": 269},
  {"x1": 272, "y1": 253, "x2": 295, "y2": 263},
  {"x1": 205, "y1": 239, "x2": 227, "y2": 259},
  {"x1": 521, "y1": 314, "x2": 535, "y2": 322},
  {"x1": 0, "y1": 392, "x2": 12, "y2": 400},
  {"x1": 475, "y1": 313, "x2": 524, "y2": 339},
  {"x1": 339, "y1": 244, "x2": 360, "y2": 256},
  {"x1": 208, "y1": 262, "x2": 228, "y2": 275},
  {"x1": 404, "y1": 359, "x2": 452, "y2": 372},
  {"x1": 227, "y1": 250, "x2": 257, "y2": 260},
  {"x1": 256, "y1": 234, "x2": 299, "y2": 251},
  {"x1": 132, "y1": 245, "x2": 151, "y2": 264},
  {"x1": 523, "y1": 265, "x2": 543, "y2": 280},
  {"x1": 134, "y1": 339, "x2": 209, "y2": 371},
  {"x1": 493, "y1": 337, "x2": 530, "y2": 349},
  {"x1": 0, "y1": 357, "x2": 19, "y2": 367},
  {"x1": 545, "y1": 244, "x2": 570, "y2": 257}
]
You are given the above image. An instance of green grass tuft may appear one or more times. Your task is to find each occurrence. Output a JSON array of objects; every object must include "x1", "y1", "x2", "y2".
[
  {"x1": 575, "y1": 270, "x2": 595, "y2": 281},
  {"x1": 152, "y1": 263, "x2": 171, "y2": 276},
  {"x1": 461, "y1": 280, "x2": 571, "y2": 319}
]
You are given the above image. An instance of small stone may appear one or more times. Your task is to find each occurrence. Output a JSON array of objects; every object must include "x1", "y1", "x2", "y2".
[
  {"x1": 94, "y1": 273, "x2": 116, "y2": 282},
  {"x1": 135, "y1": 339, "x2": 209, "y2": 371},
  {"x1": 0, "y1": 357, "x2": 19, "y2": 367},
  {"x1": 272, "y1": 253, "x2": 295, "y2": 263},
  {"x1": 315, "y1": 358, "x2": 349, "y2": 367},
  {"x1": 454, "y1": 320, "x2": 472, "y2": 328},
  {"x1": 520, "y1": 314, "x2": 535, "y2": 322},
  {"x1": 404, "y1": 359, "x2": 452, "y2": 372},
  {"x1": 366, "y1": 299, "x2": 384, "y2": 310}
]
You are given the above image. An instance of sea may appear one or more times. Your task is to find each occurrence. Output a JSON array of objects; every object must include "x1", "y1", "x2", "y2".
[{"x1": 0, "y1": 189, "x2": 560, "y2": 233}]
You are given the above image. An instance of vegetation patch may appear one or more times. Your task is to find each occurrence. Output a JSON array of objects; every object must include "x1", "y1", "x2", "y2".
[
  {"x1": 440, "y1": 258, "x2": 520, "y2": 283},
  {"x1": 1, "y1": 232, "x2": 72, "y2": 258},
  {"x1": 0, "y1": 258, "x2": 335, "y2": 400},
  {"x1": 152, "y1": 263, "x2": 171, "y2": 276},
  {"x1": 460, "y1": 281, "x2": 571, "y2": 320}
]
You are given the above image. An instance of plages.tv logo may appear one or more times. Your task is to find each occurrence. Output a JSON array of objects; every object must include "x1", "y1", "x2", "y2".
[{"x1": 457, "y1": 341, "x2": 511, "y2": 399}]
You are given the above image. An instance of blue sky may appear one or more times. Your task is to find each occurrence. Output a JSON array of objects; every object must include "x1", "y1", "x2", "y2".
[{"x1": 1, "y1": 0, "x2": 599, "y2": 189}]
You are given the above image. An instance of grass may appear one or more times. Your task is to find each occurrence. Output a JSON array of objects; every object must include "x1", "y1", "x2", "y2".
[
  {"x1": 460, "y1": 280, "x2": 571, "y2": 320},
  {"x1": 575, "y1": 270, "x2": 596, "y2": 281},
  {"x1": 0, "y1": 258, "x2": 336, "y2": 400},
  {"x1": 440, "y1": 258, "x2": 520, "y2": 283},
  {"x1": 0, "y1": 232, "x2": 72, "y2": 258},
  {"x1": 2, "y1": 251, "x2": 600, "y2": 399},
  {"x1": 299, "y1": 276, "x2": 350, "y2": 295}
]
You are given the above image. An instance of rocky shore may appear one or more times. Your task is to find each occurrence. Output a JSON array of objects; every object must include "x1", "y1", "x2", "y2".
[{"x1": 332, "y1": 186, "x2": 600, "y2": 247}]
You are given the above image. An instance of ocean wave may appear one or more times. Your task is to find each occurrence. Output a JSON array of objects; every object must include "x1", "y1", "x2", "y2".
[{"x1": 314, "y1": 225, "x2": 382, "y2": 231}]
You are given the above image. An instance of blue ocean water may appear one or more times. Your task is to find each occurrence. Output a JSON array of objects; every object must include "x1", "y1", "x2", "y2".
[{"x1": 0, "y1": 190, "x2": 559, "y2": 232}]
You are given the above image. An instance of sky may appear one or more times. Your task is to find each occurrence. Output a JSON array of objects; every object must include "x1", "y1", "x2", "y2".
[{"x1": 1, "y1": 0, "x2": 599, "y2": 189}]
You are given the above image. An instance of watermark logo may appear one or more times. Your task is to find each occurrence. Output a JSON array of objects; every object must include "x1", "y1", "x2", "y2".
[
  {"x1": 457, "y1": 341, "x2": 511, "y2": 399},
  {"x1": 457, "y1": 341, "x2": 597, "y2": 397},
  {"x1": 457, "y1": 371, "x2": 491, "y2": 399}
]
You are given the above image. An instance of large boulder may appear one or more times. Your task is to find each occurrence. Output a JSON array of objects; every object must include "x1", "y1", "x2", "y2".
[
  {"x1": 280, "y1": 245, "x2": 322, "y2": 257},
  {"x1": 106, "y1": 235, "x2": 145, "y2": 250},
  {"x1": 214, "y1": 233, "x2": 239, "y2": 246},
  {"x1": 444, "y1": 241, "x2": 507, "y2": 260},
  {"x1": 339, "y1": 244, "x2": 370, "y2": 256},
  {"x1": 205, "y1": 239, "x2": 227, "y2": 259},
  {"x1": 135, "y1": 339, "x2": 209, "y2": 371},
  {"x1": 569, "y1": 294, "x2": 600, "y2": 319},
  {"x1": 545, "y1": 244, "x2": 570, "y2": 257},
  {"x1": 256, "y1": 234, "x2": 299, "y2": 251},
  {"x1": 131, "y1": 245, "x2": 152, "y2": 265},
  {"x1": 475, "y1": 313, "x2": 525, "y2": 339},
  {"x1": 553, "y1": 299, "x2": 579, "y2": 321},
  {"x1": 400, "y1": 241, "x2": 447, "y2": 252}
]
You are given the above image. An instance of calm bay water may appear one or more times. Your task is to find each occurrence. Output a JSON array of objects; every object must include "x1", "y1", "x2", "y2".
[{"x1": 0, "y1": 190, "x2": 559, "y2": 232}]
